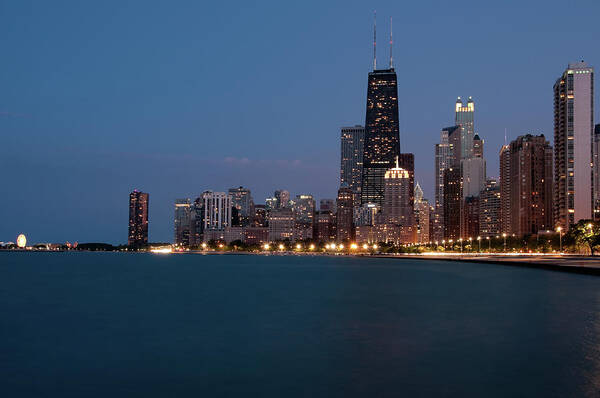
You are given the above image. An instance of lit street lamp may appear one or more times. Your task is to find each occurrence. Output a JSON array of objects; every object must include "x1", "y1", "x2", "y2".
[
  {"x1": 556, "y1": 226, "x2": 562, "y2": 252},
  {"x1": 503, "y1": 233, "x2": 507, "y2": 252},
  {"x1": 477, "y1": 236, "x2": 481, "y2": 252}
]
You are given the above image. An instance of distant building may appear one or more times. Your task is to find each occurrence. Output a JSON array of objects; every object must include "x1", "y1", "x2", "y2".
[
  {"x1": 268, "y1": 208, "x2": 295, "y2": 241},
  {"x1": 505, "y1": 134, "x2": 553, "y2": 236},
  {"x1": 499, "y1": 145, "x2": 511, "y2": 234},
  {"x1": 265, "y1": 196, "x2": 278, "y2": 211},
  {"x1": 595, "y1": 124, "x2": 600, "y2": 220},
  {"x1": 354, "y1": 202, "x2": 380, "y2": 227},
  {"x1": 479, "y1": 179, "x2": 501, "y2": 238},
  {"x1": 383, "y1": 158, "x2": 415, "y2": 243},
  {"x1": 473, "y1": 134, "x2": 484, "y2": 158},
  {"x1": 461, "y1": 157, "x2": 486, "y2": 199},
  {"x1": 314, "y1": 211, "x2": 335, "y2": 242},
  {"x1": 414, "y1": 183, "x2": 430, "y2": 244},
  {"x1": 228, "y1": 187, "x2": 254, "y2": 226},
  {"x1": 202, "y1": 191, "x2": 232, "y2": 233},
  {"x1": 291, "y1": 194, "x2": 315, "y2": 225},
  {"x1": 554, "y1": 61, "x2": 594, "y2": 229},
  {"x1": 320, "y1": 199, "x2": 336, "y2": 213},
  {"x1": 274, "y1": 190, "x2": 290, "y2": 209},
  {"x1": 361, "y1": 68, "x2": 401, "y2": 207},
  {"x1": 455, "y1": 97, "x2": 475, "y2": 160},
  {"x1": 340, "y1": 125, "x2": 365, "y2": 199},
  {"x1": 189, "y1": 197, "x2": 204, "y2": 246},
  {"x1": 336, "y1": 186, "x2": 354, "y2": 242},
  {"x1": 128, "y1": 190, "x2": 149, "y2": 248},
  {"x1": 433, "y1": 126, "x2": 460, "y2": 241},
  {"x1": 244, "y1": 227, "x2": 269, "y2": 245},
  {"x1": 253, "y1": 204, "x2": 267, "y2": 227},
  {"x1": 463, "y1": 196, "x2": 480, "y2": 239},
  {"x1": 443, "y1": 167, "x2": 461, "y2": 240},
  {"x1": 174, "y1": 198, "x2": 191, "y2": 246}
]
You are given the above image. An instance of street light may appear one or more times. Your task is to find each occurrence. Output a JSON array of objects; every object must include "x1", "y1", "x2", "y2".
[
  {"x1": 502, "y1": 233, "x2": 507, "y2": 252},
  {"x1": 486, "y1": 236, "x2": 490, "y2": 251},
  {"x1": 459, "y1": 238, "x2": 463, "y2": 253},
  {"x1": 477, "y1": 236, "x2": 481, "y2": 252},
  {"x1": 556, "y1": 226, "x2": 562, "y2": 252}
]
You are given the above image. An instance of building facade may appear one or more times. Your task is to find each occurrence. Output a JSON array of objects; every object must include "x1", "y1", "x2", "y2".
[
  {"x1": 174, "y1": 198, "x2": 191, "y2": 246},
  {"x1": 128, "y1": 190, "x2": 149, "y2": 247},
  {"x1": 228, "y1": 186, "x2": 254, "y2": 226},
  {"x1": 268, "y1": 208, "x2": 295, "y2": 241},
  {"x1": 361, "y1": 68, "x2": 401, "y2": 207},
  {"x1": 202, "y1": 191, "x2": 232, "y2": 233},
  {"x1": 554, "y1": 61, "x2": 594, "y2": 229},
  {"x1": 340, "y1": 125, "x2": 365, "y2": 198},
  {"x1": 479, "y1": 179, "x2": 501, "y2": 238}
]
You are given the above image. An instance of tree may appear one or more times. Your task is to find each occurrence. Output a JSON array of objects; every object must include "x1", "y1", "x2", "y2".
[{"x1": 568, "y1": 220, "x2": 600, "y2": 255}]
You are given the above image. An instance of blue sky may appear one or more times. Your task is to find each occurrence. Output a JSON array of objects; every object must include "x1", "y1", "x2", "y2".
[{"x1": 1, "y1": 0, "x2": 599, "y2": 244}]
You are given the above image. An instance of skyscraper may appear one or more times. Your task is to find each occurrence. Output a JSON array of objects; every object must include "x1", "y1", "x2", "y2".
[
  {"x1": 554, "y1": 61, "x2": 595, "y2": 229},
  {"x1": 383, "y1": 158, "x2": 414, "y2": 243},
  {"x1": 128, "y1": 190, "x2": 149, "y2": 248},
  {"x1": 443, "y1": 167, "x2": 461, "y2": 240},
  {"x1": 340, "y1": 125, "x2": 365, "y2": 198},
  {"x1": 505, "y1": 134, "x2": 553, "y2": 236},
  {"x1": 228, "y1": 186, "x2": 254, "y2": 226},
  {"x1": 274, "y1": 190, "x2": 290, "y2": 209},
  {"x1": 455, "y1": 97, "x2": 475, "y2": 160},
  {"x1": 336, "y1": 185, "x2": 354, "y2": 242},
  {"x1": 593, "y1": 123, "x2": 600, "y2": 220},
  {"x1": 361, "y1": 68, "x2": 401, "y2": 206},
  {"x1": 174, "y1": 198, "x2": 191, "y2": 246},
  {"x1": 432, "y1": 126, "x2": 460, "y2": 241},
  {"x1": 202, "y1": 191, "x2": 232, "y2": 232},
  {"x1": 499, "y1": 145, "x2": 511, "y2": 234},
  {"x1": 414, "y1": 182, "x2": 430, "y2": 244},
  {"x1": 479, "y1": 179, "x2": 501, "y2": 238}
]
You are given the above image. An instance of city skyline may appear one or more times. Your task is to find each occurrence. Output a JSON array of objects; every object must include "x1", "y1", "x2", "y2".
[{"x1": 1, "y1": 1, "x2": 600, "y2": 244}]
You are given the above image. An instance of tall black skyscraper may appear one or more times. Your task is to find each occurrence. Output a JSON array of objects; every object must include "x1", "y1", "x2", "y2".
[{"x1": 361, "y1": 17, "x2": 400, "y2": 206}]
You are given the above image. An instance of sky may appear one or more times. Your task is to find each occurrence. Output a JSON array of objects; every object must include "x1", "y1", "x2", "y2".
[{"x1": 1, "y1": 0, "x2": 599, "y2": 244}]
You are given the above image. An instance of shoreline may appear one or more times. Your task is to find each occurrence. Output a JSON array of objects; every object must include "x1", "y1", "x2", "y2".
[{"x1": 3, "y1": 250, "x2": 600, "y2": 275}]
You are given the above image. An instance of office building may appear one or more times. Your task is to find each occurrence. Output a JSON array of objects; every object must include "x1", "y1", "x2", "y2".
[
  {"x1": 291, "y1": 194, "x2": 315, "y2": 225},
  {"x1": 500, "y1": 145, "x2": 511, "y2": 234},
  {"x1": 340, "y1": 125, "x2": 365, "y2": 197},
  {"x1": 505, "y1": 134, "x2": 553, "y2": 236},
  {"x1": 315, "y1": 211, "x2": 335, "y2": 242},
  {"x1": 128, "y1": 190, "x2": 149, "y2": 248},
  {"x1": 361, "y1": 68, "x2": 401, "y2": 207},
  {"x1": 268, "y1": 208, "x2": 295, "y2": 241},
  {"x1": 455, "y1": 97, "x2": 475, "y2": 159},
  {"x1": 274, "y1": 190, "x2": 290, "y2": 209},
  {"x1": 443, "y1": 167, "x2": 461, "y2": 240},
  {"x1": 202, "y1": 191, "x2": 232, "y2": 232},
  {"x1": 383, "y1": 158, "x2": 415, "y2": 243},
  {"x1": 479, "y1": 179, "x2": 501, "y2": 238},
  {"x1": 228, "y1": 187, "x2": 253, "y2": 226},
  {"x1": 594, "y1": 124, "x2": 600, "y2": 220},
  {"x1": 320, "y1": 199, "x2": 336, "y2": 213},
  {"x1": 414, "y1": 182, "x2": 430, "y2": 244},
  {"x1": 554, "y1": 61, "x2": 594, "y2": 229},
  {"x1": 174, "y1": 198, "x2": 191, "y2": 246},
  {"x1": 336, "y1": 185, "x2": 354, "y2": 242},
  {"x1": 463, "y1": 196, "x2": 480, "y2": 239}
]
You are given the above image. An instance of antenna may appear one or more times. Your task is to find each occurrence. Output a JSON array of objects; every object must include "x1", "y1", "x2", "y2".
[
  {"x1": 389, "y1": 17, "x2": 393, "y2": 68},
  {"x1": 504, "y1": 128, "x2": 507, "y2": 146},
  {"x1": 373, "y1": 10, "x2": 377, "y2": 70}
]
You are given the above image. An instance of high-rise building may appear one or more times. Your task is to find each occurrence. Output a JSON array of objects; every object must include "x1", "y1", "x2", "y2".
[
  {"x1": 274, "y1": 190, "x2": 290, "y2": 209},
  {"x1": 315, "y1": 211, "x2": 335, "y2": 242},
  {"x1": 443, "y1": 167, "x2": 461, "y2": 240},
  {"x1": 336, "y1": 186, "x2": 354, "y2": 242},
  {"x1": 354, "y1": 202, "x2": 380, "y2": 227},
  {"x1": 594, "y1": 124, "x2": 600, "y2": 220},
  {"x1": 461, "y1": 157, "x2": 486, "y2": 199},
  {"x1": 174, "y1": 198, "x2": 191, "y2": 246},
  {"x1": 473, "y1": 134, "x2": 484, "y2": 158},
  {"x1": 291, "y1": 194, "x2": 315, "y2": 225},
  {"x1": 455, "y1": 97, "x2": 475, "y2": 159},
  {"x1": 268, "y1": 208, "x2": 295, "y2": 241},
  {"x1": 554, "y1": 61, "x2": 594, "y2": 229},
  {"x1": 499, "y1": 145, "x2": 511, "y2": 234},
  {"x1": 128, "y1": 190, "x2": 149, "y2": 247},
  {"x1": 414, "y1": 182, "x2": 430, "y2": 244},
  {"x1": 505, "y1": 134, "x2": 553, "y2": 236},
  {"x1": 479, "y1": 179, "x2": 501, "y2": 238},
  {"x1": 361, "y1": 68, "x2": 401, "y2": 207},
  {"x1": 265, "y1": 197, "x2": 278, "y2": 211},
  {"x1": 383, "y1": 158, "x2": 415, "y2": 243},
  {"x1": 228, "y1": 187, "x2": 254, "y2": 226},
  {"x1": 189, "y1": 197, "x2": 204, "y2": 246},
  {"x1": 202, "y1": 191, "x2": 232, "y2": 232},
  {"x1": 253, "y1": 204, "x2": 267, "y2": 227},
  {"x1": 340, "y1": 125, "x2": 365, "y2": 197},
  {"x1": 433, "y1": 126, "x2": 460, "y2": 241},
  {"x1": 463, "y1": 196, "x2": 480, "y2": 239},
  {"x1": 320, "y1": 199, "x2": 336, "y2": 213}
]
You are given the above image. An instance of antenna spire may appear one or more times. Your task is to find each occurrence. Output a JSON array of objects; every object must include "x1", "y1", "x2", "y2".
[
  {"x1": 389, "y1": 17, "x2": 393, "y2": 68},
  {"x1": 504, "y1": 128, "x2": 507, "y2": 146},
  {"x1": 373, "y1": 10, "x2": 377, "y2": 70}
]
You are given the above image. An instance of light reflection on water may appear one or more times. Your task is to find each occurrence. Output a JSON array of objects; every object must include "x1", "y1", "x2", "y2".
[{"x1": 1, "y1": 252, "x2": 599, "y2": 397}]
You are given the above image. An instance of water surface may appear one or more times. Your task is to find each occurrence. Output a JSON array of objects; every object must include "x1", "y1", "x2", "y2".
[{"x1": 1, "y1": 252, "x2": 599, "y2": 397}]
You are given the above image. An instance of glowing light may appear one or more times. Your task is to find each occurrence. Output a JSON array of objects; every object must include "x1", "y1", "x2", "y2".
[
  {"x1": 16, "y1": 234, "x2": 26, "y2": 248},
  {"x1": 263, "y1": 243, "x2": 270, "y2": 250},
  {"x1": 363, "y1": 244, "x2": 369, "y2": 250},
  {"x1": 296, "y1": 244, "x2": 302, "y2": 250},
  {"x1": 338, "y1": 244, "x2": 344, "y2": 250},
  {"x1": 278, "y1": 244, "x2": 285, "y2": 251},
  {"x1": 201, "y1": 242, "x2": 207, "y2": 249},
  {"x1": 350, "y1": 243, "x2": 358, "y2": 250},
  {"x1": 150, "y1": 247, "x2": 172, "y2": 254},
  {"x1": 373, "y1": 244, "x2": 378, "y2": 250},
  {"x1": 309, "y1": 244, "x2": 315, "y2": 250}
]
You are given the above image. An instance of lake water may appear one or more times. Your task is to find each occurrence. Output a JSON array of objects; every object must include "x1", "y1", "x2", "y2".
[{"x1": 1, "y1": 252, "x2": 600, "y2": 397}]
